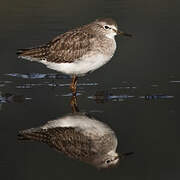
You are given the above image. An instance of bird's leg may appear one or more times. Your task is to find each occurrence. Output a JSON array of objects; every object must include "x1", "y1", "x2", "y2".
[
  {"x1": 70, "y1": 95, "x2": 79, "y2": 113},
  {"x1": 70, "y1": 75, "x2": 78, "y2": 96}
]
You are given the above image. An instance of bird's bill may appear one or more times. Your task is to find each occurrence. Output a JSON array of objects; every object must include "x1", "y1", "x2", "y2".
[
  {"x1": 119, "y1": 152, "x2": 134, "y2": 159},
  {"x1": 117, "y1": 30, "x2": 133, "y2": 37}
]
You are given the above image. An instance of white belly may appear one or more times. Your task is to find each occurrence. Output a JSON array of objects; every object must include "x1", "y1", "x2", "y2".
[
  {"x1": 42, "y1": 114, "x2": 114, "y2": 136},
  {"x1": 41, "y1": 53, "x2": 113, "y2": 76}
]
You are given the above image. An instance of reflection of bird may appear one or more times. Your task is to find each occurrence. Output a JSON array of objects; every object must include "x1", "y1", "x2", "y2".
[
  {"x1": 18, "y1": 113, "x2": 120, "y2": 168},
  {"x1": 17, "y1": 18, "x2": 132, "y2": 95}
]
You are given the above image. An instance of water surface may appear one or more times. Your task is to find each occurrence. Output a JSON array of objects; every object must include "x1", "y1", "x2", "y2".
[{"x1": 0, "y1": 0, "x2": 179, "y2": 180}]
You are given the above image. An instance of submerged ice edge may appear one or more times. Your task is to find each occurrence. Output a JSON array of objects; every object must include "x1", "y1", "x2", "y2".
[{"x1": 5, "y1": 73, "x2": 70, "y2": 79}]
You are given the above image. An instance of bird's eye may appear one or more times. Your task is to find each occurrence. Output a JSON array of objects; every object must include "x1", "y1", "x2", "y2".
[
  {"x1": 104, "y1": 26, "x2": 110, "y2": 29},
  {"x1": 105, "y1": 159, "x2": 111, "y2": 164}
]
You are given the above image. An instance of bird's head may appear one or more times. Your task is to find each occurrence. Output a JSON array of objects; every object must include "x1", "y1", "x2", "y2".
[
  {"x1": 92, "y1": 150, "x2": 134, "y2": 169},
  {"x1": 91, "y1": 18, "x2": 132, "y2": 39},
  {"x1": 92, "y1": 151, "x2": 119, "y2": 169}
]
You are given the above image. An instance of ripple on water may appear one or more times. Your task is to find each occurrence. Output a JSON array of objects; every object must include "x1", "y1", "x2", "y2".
[
  {"x1": 0, "y1": 92, "x2": 31, "y2": 111},
  {"x1": 88, "y1": 91, "x2": 135, "y2": 103},
  {"x1": 139, "y1": 95, "x2": 174, "y2": 100},
  {"x1": 169, "y1": 80, "x2": 180, "y2": 83},
  {"x1": 88, "y1": 90, "x2": 174, "y2": 103}
]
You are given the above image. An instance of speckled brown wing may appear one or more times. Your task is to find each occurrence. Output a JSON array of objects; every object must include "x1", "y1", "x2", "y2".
[
  {"x1": 17, "y1": 28, "x2": 96, "y2": 63},
  {"x1": 46, "y1": 29, "x2": 95, "y2": 63},
  {"x1": 49, "y1": 127, "x2": 96, "y2": 160},
  {"x1": 18, "y1": 127, "x2": 95, "y2": 161}
]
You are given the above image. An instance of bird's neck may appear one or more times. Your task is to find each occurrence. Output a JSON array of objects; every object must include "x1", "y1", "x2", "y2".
[{"x1": 105, "y1": 33, "x2": 116, "y2": 40}]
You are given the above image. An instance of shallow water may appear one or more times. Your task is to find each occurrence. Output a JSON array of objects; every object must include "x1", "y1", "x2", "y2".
[{"x1": 0, "y1": 0, "x2": 179, "y2": 179}]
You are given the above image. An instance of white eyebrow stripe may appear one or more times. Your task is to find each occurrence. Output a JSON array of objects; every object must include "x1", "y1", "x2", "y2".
[{"x1": 108, "y1": 25, "x2": 117, "y2": 30}]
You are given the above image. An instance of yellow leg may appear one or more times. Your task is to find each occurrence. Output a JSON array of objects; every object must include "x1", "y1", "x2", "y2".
[{"x1": 70, "y1": 75, "x2": 78, "y2": 96}]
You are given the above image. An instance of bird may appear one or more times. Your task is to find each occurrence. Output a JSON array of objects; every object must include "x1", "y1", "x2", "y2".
[
  {"x1": 18, "y1": 112, "x2": 132, "y2": 168},
  {"x1": 17, "y1": 18, "x2": 132, "y2": 95}
]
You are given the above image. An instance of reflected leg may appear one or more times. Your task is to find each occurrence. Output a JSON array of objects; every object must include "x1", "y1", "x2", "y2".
[{"x1": 70, "y1": 95, "x2": 79, "y2": 113}]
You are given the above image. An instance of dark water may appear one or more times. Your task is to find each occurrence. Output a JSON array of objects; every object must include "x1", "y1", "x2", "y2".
[{"x1": 0, "y1": 0, "x2": 179, "y2": 179}]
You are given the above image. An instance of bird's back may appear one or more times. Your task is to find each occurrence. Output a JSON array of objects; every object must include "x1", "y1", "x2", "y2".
[{"x1": 17, "y1": 23, "x2": 116, "y2": 63}]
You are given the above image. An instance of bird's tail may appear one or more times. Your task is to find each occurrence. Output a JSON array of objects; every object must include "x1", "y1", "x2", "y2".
[
  {"x1": 16, "y1": 45, "x2": 48, "y2": 61},
  {"x1": 18, "y1": 127, "x2": 50, "y2": 144}
]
